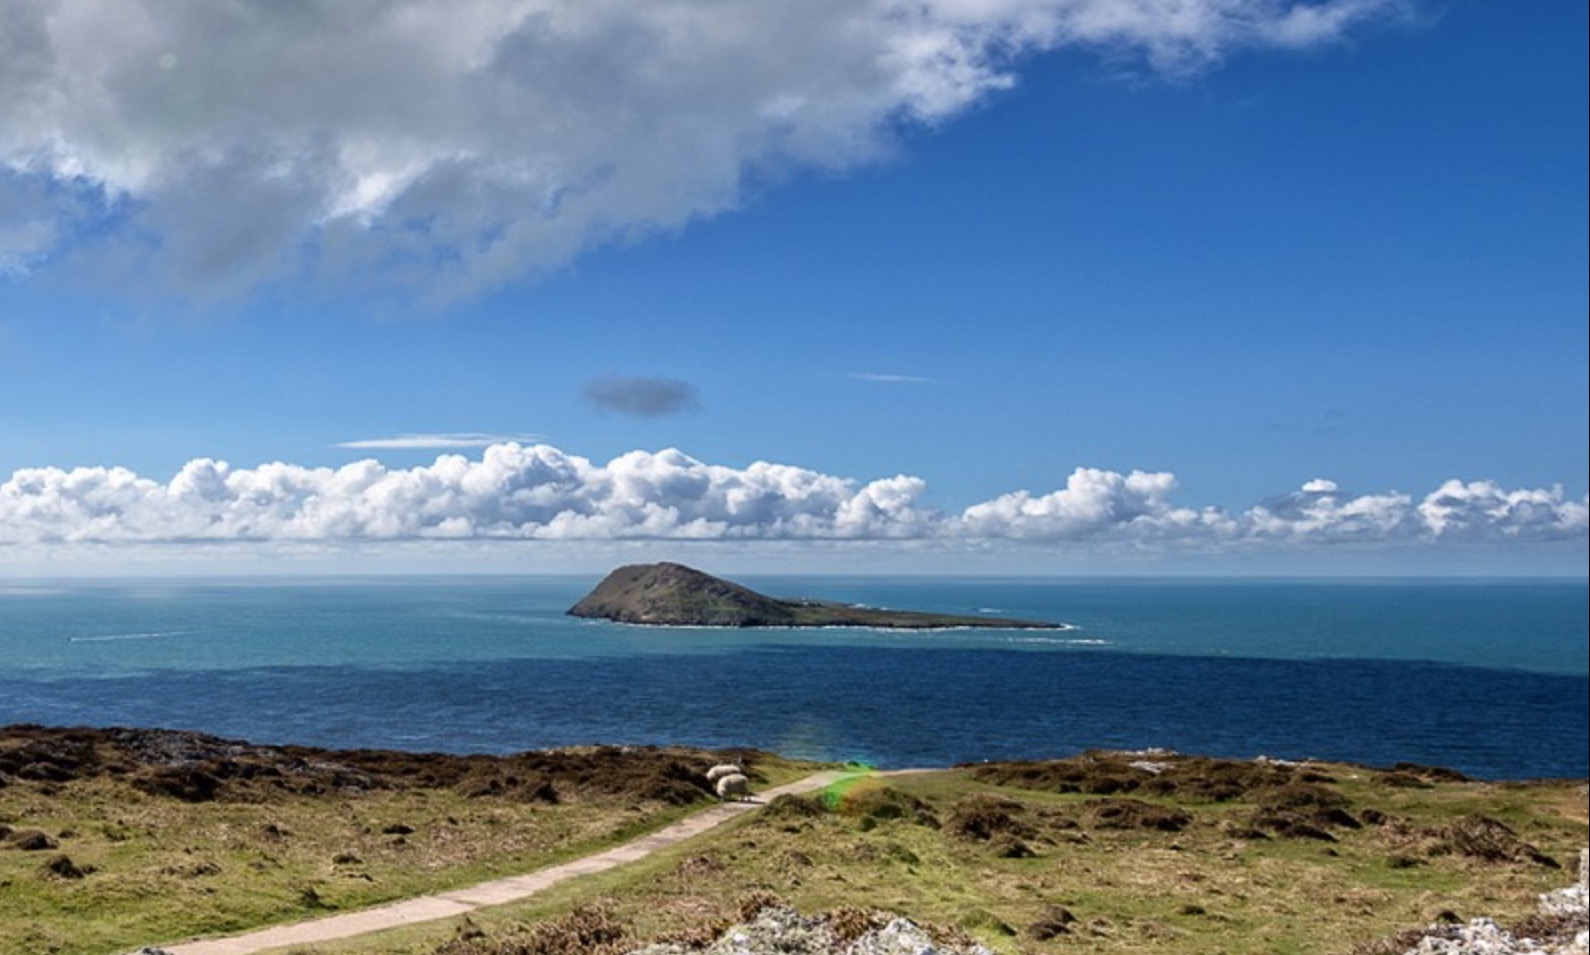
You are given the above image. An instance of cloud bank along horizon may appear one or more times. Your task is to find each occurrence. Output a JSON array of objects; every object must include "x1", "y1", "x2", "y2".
[
  {"x1": 2, "y1": 443, "x2": 1582, "y2": 553},
  {"x1": 1, "y1": 0, "x2": 1412, "y2": 300}
]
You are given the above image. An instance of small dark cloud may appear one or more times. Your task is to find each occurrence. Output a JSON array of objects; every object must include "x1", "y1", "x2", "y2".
[{"x1": 583, "y1": 375, "x2": 702, "y2": 418}]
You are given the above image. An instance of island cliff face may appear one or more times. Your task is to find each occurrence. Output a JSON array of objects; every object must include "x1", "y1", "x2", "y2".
[{"x1": 567, "y1": 562, "x2": 1065, "y2": 629}]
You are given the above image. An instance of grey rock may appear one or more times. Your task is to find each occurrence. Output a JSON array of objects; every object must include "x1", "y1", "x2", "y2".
[
  {"x1": 847, "y1": 917, "x2": 994, "y2": 955},
  {"x1": 1401, "y1": 848, "x2": 1589, "y2": 955},
  {"x1": 625, "y1": 908, "x2": 992, "y2": 955}
]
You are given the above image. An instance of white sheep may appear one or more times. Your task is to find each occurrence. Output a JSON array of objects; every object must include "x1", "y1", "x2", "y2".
[
  {"x1": 705, "y1": 763, "x2": 742, "y2": 785},
  {"x1": 714, "y1": 773, "x2": 751, "y2": 802}
]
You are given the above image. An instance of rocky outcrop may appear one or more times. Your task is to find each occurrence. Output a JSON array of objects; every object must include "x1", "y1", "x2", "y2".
[
  {"x1": 568, "y1": 562, "x2": 1064, "y2": 629},
  {"x1": 625, "y1": 905, "x2": 994, "y2": 955},
  {"x1": 1399, "y1": 849, "x2": 1588, "y2": 955}
]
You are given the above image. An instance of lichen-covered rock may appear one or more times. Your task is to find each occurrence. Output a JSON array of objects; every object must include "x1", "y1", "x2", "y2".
[
  {"x1": 1402, "y1": 917, "x2": 1583, "y2": 955},
  {"x1": 624, "y1": 907, "x2": 992, "y2": 955},
  {"x1": 1399, "y1": 849, "x2": 1589, "y2": 955},
  {"x1": 846, "y1": 916, "x2": 994, "y2": 955}
]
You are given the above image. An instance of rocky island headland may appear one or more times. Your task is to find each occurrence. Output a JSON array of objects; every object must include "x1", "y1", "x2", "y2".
[{"x1": 567, "y1": 561, "x2": 1067, "y2": 629}]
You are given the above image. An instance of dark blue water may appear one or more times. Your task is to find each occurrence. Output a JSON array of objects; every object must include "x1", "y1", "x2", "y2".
[{"x1": 1, "y1": 578, "x2": 1584, "y2": 780}]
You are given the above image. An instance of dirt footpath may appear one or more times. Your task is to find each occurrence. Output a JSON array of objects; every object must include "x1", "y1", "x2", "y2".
[{"x1": 161, "y1": 770, "x2": 855, "y2": 955}]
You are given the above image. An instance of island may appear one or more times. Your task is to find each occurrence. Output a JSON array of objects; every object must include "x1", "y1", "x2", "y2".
[{"x1": 566, "y1": 561, "x2": 1067, "y2": 629}]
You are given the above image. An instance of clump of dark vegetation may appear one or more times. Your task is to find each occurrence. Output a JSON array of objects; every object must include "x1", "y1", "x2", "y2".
[
  {"x1": 1373, "y1": 763, "x2": 1472, "y2": 789},
  {"x1": 1245, "y1": 781, "x2": 1362, "y2": 841},
  {"x1": 134, "y1": 765, "x2": 224, "y2": 802},
  {"x1": 1028, "y1": 904, "x2": 1078, "y2": 940},
  {"x1": 1085, "y1": 798, "x2": 1192, "y2": 833},
  {"x1": 1254, "y1": 782, "x2": 1351, "y2": 813},
  {"x1": 435, "y1": 904, "x2": 631, "y2": 955},
  {"x1": 761, "y1": 792, "x2": 829, "y2": 826},
  {"x1": 833, "y1": 785, "x2": 940, "y2": 830},
  {"x1": 947, "y1": 794, "x2": 1035, "y2": 842},
  {"x1": 674, "y1": 854, "x2": 726, "y2": 879},
  {"x1": 1249, "y1": 814, "x2": 1338, "y2": 842},
  {"x1": 1433, "y1": 815, "x2": 1558, "y2": 868},
  {"x1": 5, "y1": 828, "x2": 59, "y2": 851},
  {"x1": 1359, "y1": 808, "x2": 1564, "y2": 869},
  {"x1": 0, "y1": 724, "x2": 765, "y2": 807},
  {"x1": 1388, "y1": 762, "x2": 1471, "y2": 783},
  {"x1": 42, "y1": 854, "x2": 90, "y2": 879},
  {"x1": 969, "y1": 751, "x2": 1435, "y2": 847},
  {"x1": 967, "y1": 750, "x2": 1343, "y2": 805}
]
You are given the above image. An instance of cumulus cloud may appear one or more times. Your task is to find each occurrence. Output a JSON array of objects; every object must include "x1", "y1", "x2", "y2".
[
  {"x1": 584, "y1": 375, "x2": 702, "y2": 418},
  {"x1": 1418, "y1": 479, "x2": 1590, "y2": 539},
  {"x1": 0, "y1": 0, "x2": 1409, "y2": 299},
  {"x1": 0, "y1": 445, "x2": 931, "y2": 544},
  {"x1": 960, "y1": 468, "x2": 1228, "y2": 540},
  {"x1": 1, "y1": 443, "x2": 1581, "y2": 553}
]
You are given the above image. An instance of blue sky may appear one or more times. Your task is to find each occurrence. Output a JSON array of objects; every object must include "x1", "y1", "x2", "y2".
[{"x1": 1, "y1": 0, "x2": 1585, "y2": 576}]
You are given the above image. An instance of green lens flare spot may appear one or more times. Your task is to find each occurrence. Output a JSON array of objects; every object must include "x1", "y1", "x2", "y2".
[{"x1": 819, "y1": 762, "x2": 877, "y2": 810}]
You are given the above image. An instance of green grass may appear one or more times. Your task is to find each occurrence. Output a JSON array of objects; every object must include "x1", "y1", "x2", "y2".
[
  {"x1": 2, "y1": 752, "x2": 1583, "y2": 955},
  {"x1": 0, "y1": 746, "x2": 820, "y2": 955},
  {"x1": 272, "y1": 762, "x2": 1587, "y2": 955}
]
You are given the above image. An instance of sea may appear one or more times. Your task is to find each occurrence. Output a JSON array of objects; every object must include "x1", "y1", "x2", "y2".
[{"x1": 0, "y1": 577, "x2": 1584, "y2": 781}]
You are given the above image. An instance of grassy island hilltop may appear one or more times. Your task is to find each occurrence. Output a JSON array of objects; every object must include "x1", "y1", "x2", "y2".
[
  {"x1": 2, "y1": 725, "x2": 1585, "y2": 955},
  {"x1": 567, "y1": 562, "x2": 1066, "y2": 629}
]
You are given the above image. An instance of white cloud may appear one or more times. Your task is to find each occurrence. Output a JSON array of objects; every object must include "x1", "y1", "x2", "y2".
[
  {"x1": 959, "y1": 467, "x2": 1220, "y2": 540},
  {"x1": 0, "y1": 0, "x2": 1409, "y2": 300},
  {"x1": 2, "y1": 444, "x2": 1581, "y2": 558},
  {"x1": 1418, "y1": 479, "x2": 1590, "y2": 540}
]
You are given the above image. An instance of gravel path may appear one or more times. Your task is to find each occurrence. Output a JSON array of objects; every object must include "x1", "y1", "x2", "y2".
[{"x1": 156, "y1": 770, "x2": 857, "y2": 955}]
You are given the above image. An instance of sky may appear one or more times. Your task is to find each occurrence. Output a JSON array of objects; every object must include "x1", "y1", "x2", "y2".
[{"x1": 1, "y1": 0, "x2": 1586, "y2": 577}]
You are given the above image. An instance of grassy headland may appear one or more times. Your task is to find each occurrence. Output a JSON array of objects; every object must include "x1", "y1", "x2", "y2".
[
  {"x1": 1, "y1": 726, "x2": 1584, "y2": 955},
  {"x1": 0, "y1": 725, "x2": 811, "y2": 955}
]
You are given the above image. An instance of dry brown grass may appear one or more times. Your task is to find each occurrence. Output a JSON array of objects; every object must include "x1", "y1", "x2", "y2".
[
  {"x1": 416, "y1": 755, "x2": 1584, "y2": 955},
  {"x1": 5, "y1": 731, "x2": 1584, "y2": 955},
  {"x1": 0, "y1": 725, "x2": 810, "y2": 955}
]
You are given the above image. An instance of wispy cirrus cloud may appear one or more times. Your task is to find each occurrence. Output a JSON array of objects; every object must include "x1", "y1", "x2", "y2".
[
  {"x1": 0, "y1": 0, "x2": 1411, "y2": 301},
  {"x1": 336, "y1": 433, "x2": 543, "y2": 450}
]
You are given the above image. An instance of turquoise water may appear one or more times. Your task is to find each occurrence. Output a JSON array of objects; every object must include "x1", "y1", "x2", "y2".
[{"x1": 0, "y1": 577, "x2": 1584, "y2": 778}]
